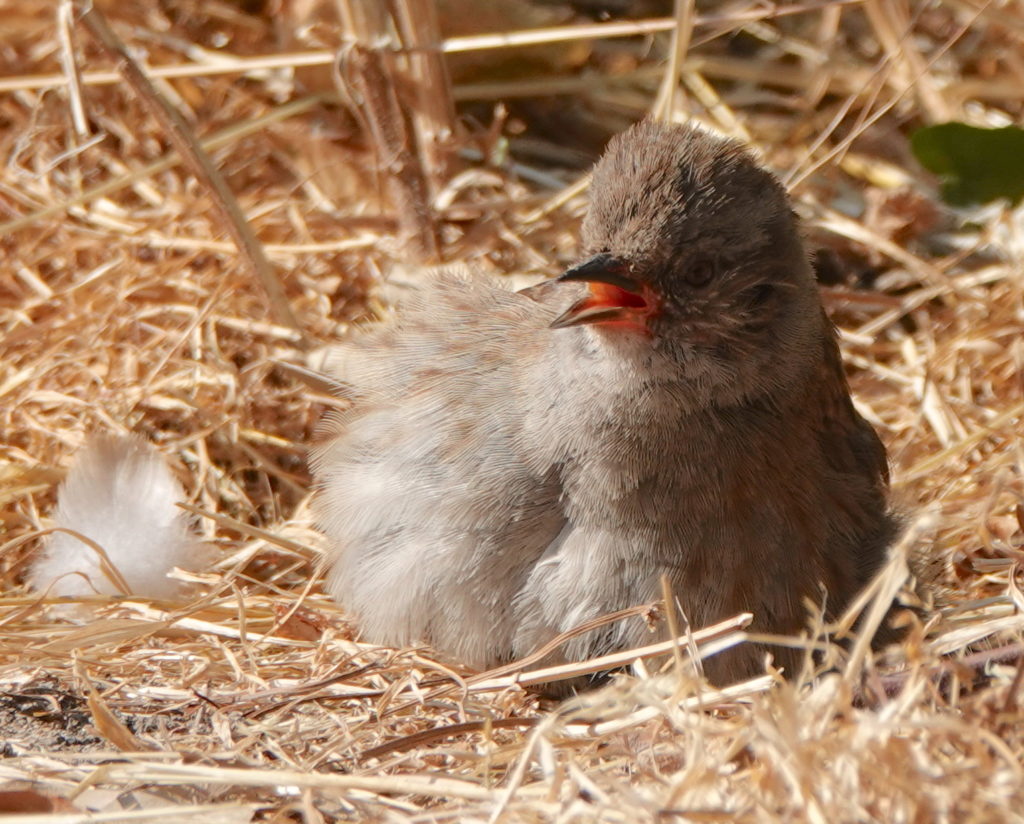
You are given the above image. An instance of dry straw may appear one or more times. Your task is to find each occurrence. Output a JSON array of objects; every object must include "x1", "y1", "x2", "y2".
[{"x1": 1, "y1": 0, "x2": 1023, "y2": 820}]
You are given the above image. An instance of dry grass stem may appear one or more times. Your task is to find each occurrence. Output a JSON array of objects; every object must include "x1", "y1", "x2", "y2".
[
  {"x1": 391, "y1": 0, "x2": 458, "y2": 191},
  {"x1": 335, "y1": 39, "x2": 440, "y2": 259}
]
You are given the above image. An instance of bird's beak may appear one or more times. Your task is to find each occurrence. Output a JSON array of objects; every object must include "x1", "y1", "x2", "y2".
[{"x1": 549, "y1": 253, "x2": 654, "y2": 330}]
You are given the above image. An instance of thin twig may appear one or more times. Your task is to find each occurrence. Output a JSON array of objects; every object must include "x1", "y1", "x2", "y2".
[
  {"x1": 652, "y1": 0, "x2": 695, "y2": 121},
  {"x1": 57, "y1": 0, "x2": 89, "y2": 137}
]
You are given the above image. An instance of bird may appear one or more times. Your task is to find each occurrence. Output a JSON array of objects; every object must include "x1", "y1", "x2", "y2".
[{"x1": 312, "y1": 119, "x2": 896, "y2": 687}]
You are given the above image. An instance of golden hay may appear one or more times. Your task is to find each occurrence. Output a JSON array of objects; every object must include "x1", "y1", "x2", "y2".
[{"x1": 1, "y1": 0, "x2": 1023, "y2": 820}]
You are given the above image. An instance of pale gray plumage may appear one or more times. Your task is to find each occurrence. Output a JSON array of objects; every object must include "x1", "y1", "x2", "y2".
[{"x1": 313, "y1": 120, "x2": 894, "y2": 685}]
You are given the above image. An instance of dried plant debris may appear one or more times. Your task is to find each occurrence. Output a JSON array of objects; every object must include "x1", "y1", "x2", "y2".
[{"x1": 1, "y1": 1, "x2": 1023, "y2": 821}]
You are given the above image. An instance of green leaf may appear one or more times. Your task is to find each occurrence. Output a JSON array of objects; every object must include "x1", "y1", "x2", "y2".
[{"x1": 910, "y1": 122, "x2": 1024, "y2": 207}]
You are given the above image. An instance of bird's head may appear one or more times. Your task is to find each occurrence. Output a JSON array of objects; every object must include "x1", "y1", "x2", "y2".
[{"x1": 551, "y1": 120, "x2": 825, "y2": 405}]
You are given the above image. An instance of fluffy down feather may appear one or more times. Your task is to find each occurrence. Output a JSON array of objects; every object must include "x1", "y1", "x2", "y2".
[{"x1": 30, "y1": 435, "x2": 202, "y2": 599}]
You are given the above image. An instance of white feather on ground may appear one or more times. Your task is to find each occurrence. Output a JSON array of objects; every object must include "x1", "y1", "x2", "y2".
[{"x1": 30, "y1": 434, "x2": 203, "y2": 599}]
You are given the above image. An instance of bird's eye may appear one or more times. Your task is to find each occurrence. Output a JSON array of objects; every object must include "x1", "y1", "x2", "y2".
[
  {"x1": 748, "y1": 283, "x2": 775, "y2": 305},
  {"x1": 684, "y1": 259, "x2": 716, "y2": 288}
]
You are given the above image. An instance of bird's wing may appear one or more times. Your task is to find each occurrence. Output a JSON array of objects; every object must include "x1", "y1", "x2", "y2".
[
  {"x1": 813, "y1": 315, "x2": 896, "y2": 589},
  {"x1": 312, "y1": 270, "x2": 570, "y2": 668},
  {"x1": 817, "y1": 315, "x2": 890, "y2": 489}
]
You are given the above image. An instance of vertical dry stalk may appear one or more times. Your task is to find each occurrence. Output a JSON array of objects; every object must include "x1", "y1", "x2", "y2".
[
  {"x1": 652, "y1": 0, "x2": 696, "y2": 121},
  {"x1": 391, "y1": 0, "x2": 457, "y2": 189},
  {"x1": 337, "y1": 42, "x2": 441, "y2": 262},
  {"x1": 57, "y1": 0, "x2": 89, "y2": 138},
  {"x1": 336, "y1": 0, "x2": 388, "y2": 42},
  {"x1": 336, "y1": 0, "x2": 446, "y2": 263}
]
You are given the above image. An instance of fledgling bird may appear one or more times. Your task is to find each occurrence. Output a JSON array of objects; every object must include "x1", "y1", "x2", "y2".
[{"x1": 313, "y1": 120, "x2": 896, "y2": 684}]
